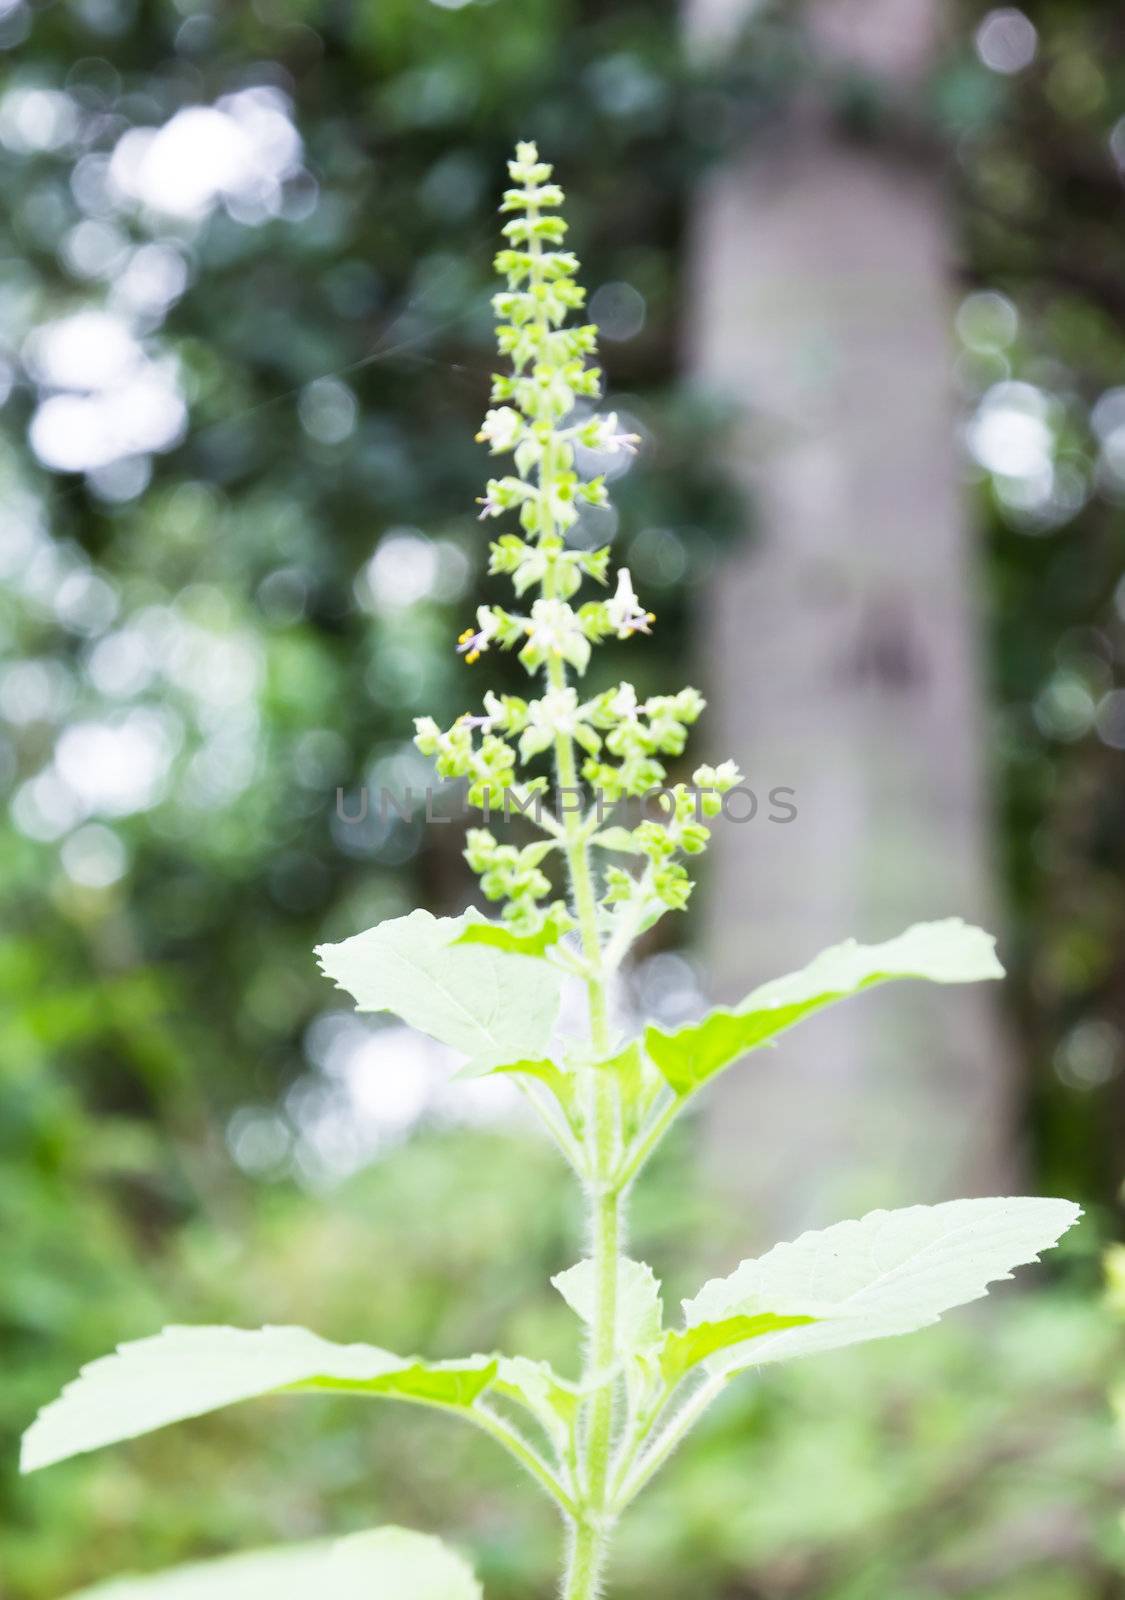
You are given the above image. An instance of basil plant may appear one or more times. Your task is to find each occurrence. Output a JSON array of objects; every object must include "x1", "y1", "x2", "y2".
[{"x1": 22, "y1": 144, "x2": 1080, "y2": 1600}]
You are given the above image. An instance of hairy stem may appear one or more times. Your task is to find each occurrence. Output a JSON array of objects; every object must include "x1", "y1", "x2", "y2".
[
  {"x1": 564, "y1": 1520, "x2": 602, "y2": 1600},
  {"x1": 553, "y1": 682, "x2": 621, "y2": 1599},
  {"x1": 614, "y1": 1373, "x2": 728, "y2": 1511},
  {"x1": 612, "y1": 1093, "x2": 679, "y2": 1192},
  {"x1": 526, "y1": 209, "x2": 621, "y2": 1600},
  {"x1": 470, "y1": 1404, "x2": 580, "y2": 1517}
]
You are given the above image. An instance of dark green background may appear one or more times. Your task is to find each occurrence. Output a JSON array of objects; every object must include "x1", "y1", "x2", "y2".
[{"x1": 1, "y1": 1, "x2": 1122, "y2": 1595}]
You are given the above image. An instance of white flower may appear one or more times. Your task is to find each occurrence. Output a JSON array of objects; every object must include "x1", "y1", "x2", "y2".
[
  {"x1": 477, "y1": 475, "x2": 529, "y2": 520},
  {"x1": 606, "y1": 568, "x2": 654, "y2": 639},
  {"x1": 609, "y1": 682, "x2": 639, "y2": 719},
  {"x1": 457, "y1": 605, "x2": 500, "y2": 664},
  {"x1": 526, "y1": 599, "x2": 581, "y2": 654},
  {"x1": 530, "y1": 688, "x2": 581, "y2": 738},
  {"x1": 476, "y1": 406, "x2": 523, "y2": 454},
  {"x1": 523, "y1": 598, "x2": 590, "y2": 672},
  {"x1": 579, "y1": 412, "x2": 640, "y2": 454}
]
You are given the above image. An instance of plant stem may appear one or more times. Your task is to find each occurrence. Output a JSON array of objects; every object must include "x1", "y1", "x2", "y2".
[
  {"x1": 528, "y1": 210, "x2": 621, "y2": 1600},
  {"x1": 566, "y1": 1178, "x2": 620, "y2": 1597},
  {"x1": 612, "y1": 1093, "x2": 680, "y2": 1192},
  {"x1": 469, "y1": 1405, "x2": 580, "y2": 1518},
  {"x1": 553, "y1": 696, "x2": 621, "y2": 1600},
  {"x1": 614, "y1": 1373, "x2": 728, "y2": 1511},
  {"x1": 563, "y1": 1520, "x2": 602, "y2": 1600},
  {"x1": 542, "y1": 505, "x2": 619, "y2": 1599}
]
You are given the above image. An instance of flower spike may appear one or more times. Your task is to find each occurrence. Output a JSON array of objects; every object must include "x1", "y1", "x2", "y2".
[{"x1": 417, "y1": 142, "x2": 731, "y2": 933}]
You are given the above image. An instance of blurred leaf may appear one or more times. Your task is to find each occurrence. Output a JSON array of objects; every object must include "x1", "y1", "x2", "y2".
[
  {"x1": 682, "y1": 1197, "x2": 1081, "y2": 1374},
  {"x1": 64, "y1": 1527, "x2": 481, "y2": 1600},
  {"x1": 552, "y1": 1257, "x2": 663, "y2": 1356},
  {"x1": 659, "y1": 1313, "x2": 815, "y2": 1386},
  {"x1": 645, "y1": 919, "x2": 1005, "y2": 1096},
  {"x1": 23, "y1": 1324, "x2": 498, "y2": 1472},
  {"x1": 315, "y1": 909, "x2": 561, "y2": 1073},
  {"x1": 453, "y1": 905, "x2": 571, "y2": 959}
]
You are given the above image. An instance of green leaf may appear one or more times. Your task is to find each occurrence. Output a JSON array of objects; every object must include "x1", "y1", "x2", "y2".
[
  {"x1": 681, "y1": 1197, "x2": 1081, "y2": 1374},
  {"x1": 493, "y1": 1356, "x2": 579, "y2": 1453},
  {"x1": 22, "y1": 1325, "x2": 497, "y2": 1472},
  {"x1": 316, "y1": 908, "x2": 561, "y2": 1074},
  {"x1": 62, "y1": 1528, "x2": 481, "y2": 1600},
  {"x1": 452, "y1": 905, "x2": 571, "y2": 960},
  {"x1": 659, "y1": 1313, "x2": 817, "y2": 1386},
  {"x1": 481, "y1": 1054, "x2": 576, "y2": 1113},
  {"x1": 465, "y1": 1055, "x2": 582, "y2": 1160},
  {"x1": 594, "y1": 1040, "x2": 664, "y2": 1140},
  {"x1": 552, "y1": 1258, "x2": 663, "y2": 1355},
  {"x1": 590, "y1": 826, "x2": 643, "y2": 853},
  {"x1": 645, "y1": 918, "x2": 1005, "y2": 1096}
]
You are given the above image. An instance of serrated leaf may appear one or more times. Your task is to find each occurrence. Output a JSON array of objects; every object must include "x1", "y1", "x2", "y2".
[
  {"x1": 682, "y1": 1197, "x2": 1081, "y2": 1374},
  {"x1": 22, "y1": 1325, "x2": 497, "y2": 1472},
  {"x1": 552, "y1": 1258, "x2": 663, "y2": 1355},
  {"x1": 316, "y1": 908, "x2": 560, "y2": 1074},
  {"x1": 62, "y1": 1527, "x2": 481, "y2": 1600},
  {"x1": 646, "y1": 919, "x2": 1005, "y2": 1096},
  {"x1": 453, "y1": 905, "x2": 571, "y2": 960}
]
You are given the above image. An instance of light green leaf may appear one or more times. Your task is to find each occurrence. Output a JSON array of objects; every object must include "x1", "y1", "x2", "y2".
[
  {"x1": 594, "y1": 1040, "x2": 664, "y2": 1141},
  {"x1": 452, "y1": 905, "x2": 572, "y2": 960},
  {"x1": 646, "y1": 919, "x2": 1005, "y2": 1096},
  {"x1": 659, "y1": 1313, "x2": 816, "y2": 1387},
  {"x1": 494, "y1": 1356, "x2": 579, "y2": 1453},
  {"x1": 63, "y1": 1528, "x2": 481, "y2": 1600},
  {"x1": 682, "y1": 1196, "x2": 1081, "y2": 1374},
  {"x1": 590, "y1": 826, "x2": 644, "y2": 853},
  {"x1": 315, "y1": 908, "x2": 560, "y2": 1074},
  {"x1": 552, "y1": 1258, "x2": 663, "y2": 1355},
  {"x1": 480, "y1": 1055, "x2": 577, "y2": 1116},
  {"x1": 22, "y1": 1325, "x2": 497, "y2": 1472}
]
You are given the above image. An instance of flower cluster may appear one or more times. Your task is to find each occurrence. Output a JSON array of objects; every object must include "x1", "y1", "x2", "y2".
[
  {"x1": 599, "y1": 759, "x2": 743, "y2": 925},
  {"x1": 463, "y1": 828, "x2": 571, "y2": 937},
  {"x1": 580, "y1": 684, "x2": 704, "y2": 800},
  {"x1": 414, "y1": 141, "x2": 737, "y2": 932}
]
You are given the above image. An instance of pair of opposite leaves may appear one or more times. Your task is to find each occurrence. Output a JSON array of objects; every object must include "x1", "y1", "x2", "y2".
[
  {"x1": 313, "y1": 907, "x2": 1009, "y2": 1088},
  {"x1": 23, "y1": 916, "x2": 1081, "y2": 1598}
]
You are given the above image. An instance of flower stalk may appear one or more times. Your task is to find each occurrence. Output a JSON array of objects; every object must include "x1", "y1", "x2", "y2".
[{"x1": 414, "y1": 141, "x2": 740, "y2": 1594}]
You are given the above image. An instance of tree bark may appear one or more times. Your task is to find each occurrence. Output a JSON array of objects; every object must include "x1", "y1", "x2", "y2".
[{"x1": 686, "y1": 0, "x2": 1020, "y2": 1240}]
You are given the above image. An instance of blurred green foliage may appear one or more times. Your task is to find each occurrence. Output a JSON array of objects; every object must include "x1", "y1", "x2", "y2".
[
  {"x1": 0, "y1": 0, "x2": 1122, "y2": 1595},
  {"x1": 6, "y1": 1131, "x2": 1122, "y2": 1599}
]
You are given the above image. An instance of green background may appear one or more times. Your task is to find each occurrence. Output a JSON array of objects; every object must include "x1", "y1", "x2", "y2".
[{"x1": 1, "y1": 1, "x2": 1122, "y2": 1595}]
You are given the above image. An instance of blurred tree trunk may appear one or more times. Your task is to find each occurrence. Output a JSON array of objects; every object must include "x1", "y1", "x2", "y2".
[{"x1": 685, "y1": 0, "x2": 1021, "y2": 1240}]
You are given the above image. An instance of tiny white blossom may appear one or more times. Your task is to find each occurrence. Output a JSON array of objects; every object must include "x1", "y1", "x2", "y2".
[
  {"x1": 609, "y1": 682, "x2": 639, "y2": 719},
  {"x1": 457, "y1": 605, "x2": 500, "y2": 664},
  {"x1": 477, "y1": 476, "x2": 529, "y2": 520},
  {"x1": 530, "y1": 688, "x2": 581, "y2": 738},
  {"x1": 606, "y1": 568, "x2": 655, "y2": 639},
  {"x1": 526, "y1": 599, "x2": 582, "y2": 655},
  {"x1": 476, "y1": 407, "x2": 523, "y2": 454},
  {"x1": 579, "y1": 412, "x2": 640, "y2": 454}
]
